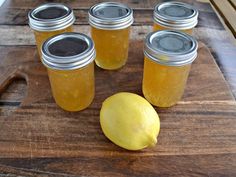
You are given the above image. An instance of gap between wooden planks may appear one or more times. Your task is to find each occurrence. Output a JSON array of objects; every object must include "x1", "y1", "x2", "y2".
[{"x1": 229, "y1": 0, "x2": 236, "y2": 9}]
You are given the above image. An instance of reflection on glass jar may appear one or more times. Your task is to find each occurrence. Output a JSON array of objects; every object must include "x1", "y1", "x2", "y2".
[
  {"x1": 42, "y1": 33, "x2": 96, "y2": 111},
  {"x1": 153, "y1": 2, "x2": 198, "y2": 35},
  {"x1": 89, "y1": 2, "x2": 133, "y2": 70},
  {"x1": 143, "y1": 30, "x2": 198, "y2": 107},
  {"x1": 28, "y1": 3, "x2": 75, "y2": 59}
]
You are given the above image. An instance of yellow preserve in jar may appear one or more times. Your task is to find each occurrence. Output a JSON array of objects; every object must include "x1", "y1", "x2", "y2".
[
  {"x1": 28, "y1": 3, "x2": 75, "y2": 59},
  {"x1": 42, "y1": 33, "x2": 96, "y2": 111},
  {"x1": 153, "y1": 2, "x2": 198, "y2": 35},
  {"x1": 89, "y1": 2, "x2": 133, "y2": 70},
  {"x1": 143, "y1": 30, "x2": 198, "y2": 107}
]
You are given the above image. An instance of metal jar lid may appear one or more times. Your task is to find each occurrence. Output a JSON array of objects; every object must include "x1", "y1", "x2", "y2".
[
  {"x1": 42, "y1": 32, "x2": 96, "y2": 70},
  {"x1": 144, "y1": 30, "x2": 198, "y2": 66},
  {"x1": 28, "y1": 3, "x2": 75, "y2": 31},
  {"x1": 153, "y1": 2, "x2": 198, "y2": 30},
  {"x1": 88, "y1": 2, "x2": 134, "y2": 30}
]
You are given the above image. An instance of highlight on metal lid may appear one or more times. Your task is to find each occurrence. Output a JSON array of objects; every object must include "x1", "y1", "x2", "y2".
[
  {"x1": 28, "y1": 3, "x2": 75, "y2": 31},
  {"x1": 42, "y1": 32, "x2": 96, "y2": 70},
  {"x1": 88, "y1": 2, "x2": 134, "y2": 30},
  {"x1": 153, "y1": 1, "x2": 198, "y2": 29},
  {"x1": 144, "y1": 30, "x2": 198, "y2": 66}
]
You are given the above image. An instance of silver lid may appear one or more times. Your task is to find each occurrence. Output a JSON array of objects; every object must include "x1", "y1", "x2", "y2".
[
  {"x1": 144, "y1": 30, "x2": 198, "y2": 66},
  {"x1": 153, "y1": 2, "x2": 198, "y2": 30},
  {"x1": 28, "y1": 3, "x2": 75, "y2": 31},
  {"x1": 42, "y1": 32, "x2": 96, "y2": 70},
  {"x1": 88, "y1": 2, "x2": 133, "y2": 30}
]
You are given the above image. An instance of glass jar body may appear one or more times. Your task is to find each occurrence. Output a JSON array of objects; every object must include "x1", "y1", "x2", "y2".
[
  {"x1": 91, "y1": 26, "x2": 130, "y2": 70},
  {"x1": 142, "y1": 56, "x2": 191, "y2": 107},
  {"x1": 47, "y1": 62, "x2": 95, "y2": 111}
]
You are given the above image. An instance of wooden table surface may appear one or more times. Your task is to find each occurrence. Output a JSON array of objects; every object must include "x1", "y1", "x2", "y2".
[{"x1": 0, "y1": 0, "x2": 236, "y2": 176}]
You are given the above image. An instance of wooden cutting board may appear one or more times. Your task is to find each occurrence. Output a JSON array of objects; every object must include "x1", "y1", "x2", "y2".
[{"x1": 0, "y1": 41, "x2": 236, "y2": 176}]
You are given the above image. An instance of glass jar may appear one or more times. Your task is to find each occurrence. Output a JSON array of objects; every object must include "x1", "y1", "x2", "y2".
[
  {"x1": 42, "y1": 33, "x2": 96, "y2": 111},
  {"x1": 143, "y1": 30, "x2": 198, "y2": 107},
  {"x1": 28, "y1": 3, "x2": 75, "y2": 59},
  {"x1": 88, "y1": 2, "x2": 133, "y2": 70},
  {"x1": 153, "y1": 2, "x2": 198, "y2": 35}
]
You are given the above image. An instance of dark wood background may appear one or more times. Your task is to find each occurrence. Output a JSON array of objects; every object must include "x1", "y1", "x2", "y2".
[{"x1": 0, "y1": 0, "x2": 236, "y2": 176}]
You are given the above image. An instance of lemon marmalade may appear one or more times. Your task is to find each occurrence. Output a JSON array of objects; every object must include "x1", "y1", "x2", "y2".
[
  {"x1": 143, "y1": 30, "x2": 198, "y2": 107},
  {"x1": 89, "y1": 2, "x2": 133, "y2": 70},
  {"x1": 42, "y1": 33, "x2": 96, "y2": 111}
]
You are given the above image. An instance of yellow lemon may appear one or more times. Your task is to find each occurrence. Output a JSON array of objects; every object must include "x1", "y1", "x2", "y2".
[{"x1": 100, "y1": 92, "x2": 160, "y2": 150}]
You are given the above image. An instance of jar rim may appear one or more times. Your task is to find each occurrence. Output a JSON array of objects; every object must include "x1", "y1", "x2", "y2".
[
  {"x1": 88, "y1": 2, "x2": 133, "y2": 30},
  {"x1": 153, "y1": 1, "x2": 198, "y2": 30},
  {"x1": 144, "y1": 30, "x2": 198, "y2": 66},
  {"x1": 28, "y1": 3, "x2": 75, "y2": 31},
  {"x1": 42, "y1": 32, "x2": 96, "y2": 70}
]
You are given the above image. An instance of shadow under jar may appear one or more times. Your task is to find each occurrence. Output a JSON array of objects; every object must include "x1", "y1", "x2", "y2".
[
  {"x1": 42, "y1": 33, "x2": 96, "y2": 111},
  {"x1": 28, "y1": 3, "x2": 75, "y2": 59},
  {"x1": 153, "y1": 2, "x2": 198, "y2": 35},
  {"x1": 88, "y1": 2, "x2": 133, "y2": 70},
  {"x1": 143, "y1": 30, "x2": 198, "y2": 107}
]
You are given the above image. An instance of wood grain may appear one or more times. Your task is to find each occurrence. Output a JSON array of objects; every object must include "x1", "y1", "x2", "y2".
[
  {"x1": 0, "y1": 79, "x2": 26, "y2": 103},
  {"x1": 229, "y1": 0, "x2": 236, "y2": 9},
  {"x1": 0, "y1": 101, "x2": 236, "y2": 158},
  {"x1": 210, "y1": 0, "x2": 236, "y2": 37},
  {"x1": 0, "y1": 154, "x2": 236, "y2": 176},
  {"x1": 0, "y1": 0, "x2": 202, "y2": 9}
]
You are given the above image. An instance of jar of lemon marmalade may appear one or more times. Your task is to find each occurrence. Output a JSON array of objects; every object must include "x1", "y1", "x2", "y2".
[
  {"x1": 88, "y1": 2, "x2": 133, "y2": 70},
  {"x1": 42, "y1": 33, "x2": 96, "y2": 111},
  {"x1": 28, "y1": 3, "x2": 75, "y2": 59},
  {"x1": 143, "y1": 30, "x2": 198, "y2": 107},
  {"x1": 153, "y1": 2, "x2": 198, "y2": 35}
]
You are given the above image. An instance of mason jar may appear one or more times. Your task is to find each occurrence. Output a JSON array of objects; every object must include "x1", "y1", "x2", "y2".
[
  {"x1": 28, "y1": 3, "x2": 75, "y2": 59},
  {"x1": 143, "y1": 30, "x2": 198, "y2": 107},
  {"x1": 88, "y1": 2, "x2": 133, "y2": 70},
  {"x1": 153, "y1": 2, "x2": 198, "y2": 35},
  {"x1": 42, "y1": 33, "x2": 96, "y2": 111}
]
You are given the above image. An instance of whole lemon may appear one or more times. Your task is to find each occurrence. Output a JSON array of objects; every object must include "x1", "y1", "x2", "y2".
[{"x1": 100, "y1": 92, "x2": 160, "y2": 150}]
